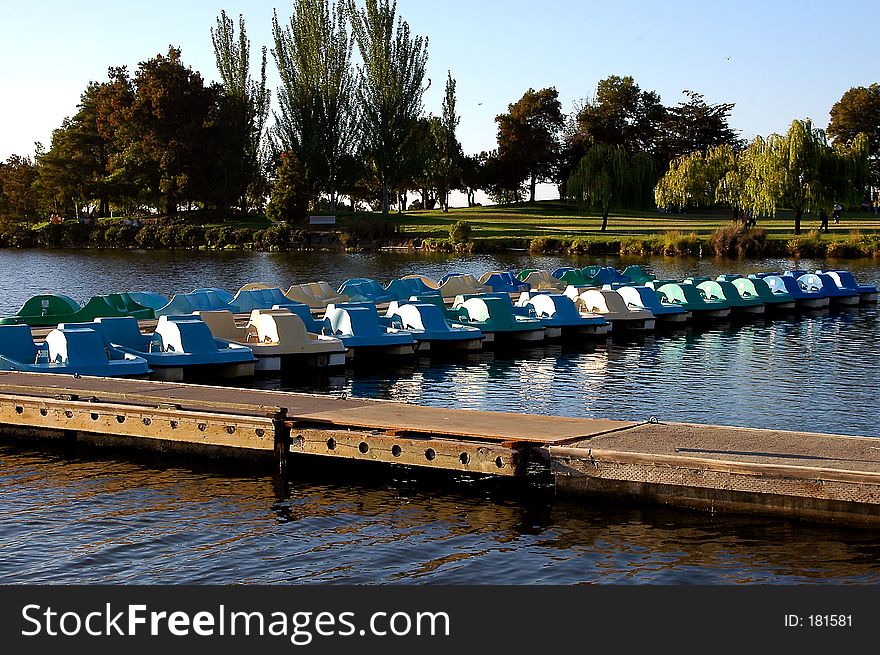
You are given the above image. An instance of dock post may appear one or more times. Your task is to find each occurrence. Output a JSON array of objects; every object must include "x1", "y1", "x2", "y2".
[{"x1": 271, "y1": 407, "x2": 291, "y2": 475}]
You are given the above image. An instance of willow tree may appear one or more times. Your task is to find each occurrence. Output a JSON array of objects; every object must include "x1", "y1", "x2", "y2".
[
  {"x1": 568, "y1": 144, "x2": 656, "y2": 231},
  {"x1": 756, "y1": 119, "x2": 866, "y2": 234},
  {"x1": 272, "y1": 0, "x2": 356, "y2": 209},
  {"x1": 212, "y1": 10, "x2": 270, "y2": 213},
  {"x1": 347, "y1": 0, "x2": 429, "y2": 214}
]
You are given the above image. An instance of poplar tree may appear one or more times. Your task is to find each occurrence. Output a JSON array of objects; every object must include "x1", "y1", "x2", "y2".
[
  {"x1": 436, "y1": 71, "x2": 461, "y2": 212},
  {"x1": 347, "y1": 0, "x2": 429, "y2": 214},
  {"x1": 272, "y1": 0, "x2": 356, "y2": 209},
  {"x1": 567, "y1": 144, "x2": 656, "y2": 231},
  {"x1": 212, "y1": 10, "x2": 270, "y2": 213}
]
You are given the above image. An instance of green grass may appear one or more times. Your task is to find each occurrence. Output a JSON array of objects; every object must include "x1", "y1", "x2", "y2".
[{"x1": 374, "y1": 200, "x2": 880, "y2": 242}]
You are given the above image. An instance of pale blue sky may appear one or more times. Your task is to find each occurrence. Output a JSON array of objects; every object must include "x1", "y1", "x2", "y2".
[{"x1": 1, "y1": 0, "x2": 878, "y2": 163}]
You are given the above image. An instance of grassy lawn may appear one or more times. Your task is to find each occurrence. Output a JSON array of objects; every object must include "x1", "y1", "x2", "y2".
[{"x1": 377, "y1": 200, "x2": 880, "y2": 242}]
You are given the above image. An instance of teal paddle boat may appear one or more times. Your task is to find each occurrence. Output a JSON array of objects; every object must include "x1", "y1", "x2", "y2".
[{"x1": 0, "y1": 293, "x2": 154, "y2": 327}]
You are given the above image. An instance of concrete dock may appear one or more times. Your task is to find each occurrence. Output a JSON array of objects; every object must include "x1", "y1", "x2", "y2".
[{"x1": 0, "y1": 371, "x2": 878, "y2": 527}]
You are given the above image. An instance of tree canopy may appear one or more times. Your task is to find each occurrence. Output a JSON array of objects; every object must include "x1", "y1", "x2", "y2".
[
  {"x1": 347, "y1": 0, "x2": 429, "y2": 214},
  {"x1": 567, "y1": 144, "x2": 656, "y2": 231},
  {"x1": 495, "y1": 87, "x2": 564, "y2": 203}
]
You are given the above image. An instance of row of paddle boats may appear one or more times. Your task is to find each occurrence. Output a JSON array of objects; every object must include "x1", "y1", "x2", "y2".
[{"x1": 0, "y1": 266, "x2": 875, "y2": 380}]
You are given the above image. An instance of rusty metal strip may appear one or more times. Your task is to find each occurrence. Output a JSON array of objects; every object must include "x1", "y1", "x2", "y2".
[
  {"x1": 288, "y1": 427, "x2": 525, "y2": 476},
  {"x1": 0, "y1": 394, "x2": 275, "y2": 451}
]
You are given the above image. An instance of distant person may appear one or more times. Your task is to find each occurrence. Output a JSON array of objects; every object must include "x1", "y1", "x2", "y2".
[
  {"x1": 832, "y1": 203, "x2": 842, "y2": 224},
  {"x1": 819, "y1": 208, "x2": 829, "y2": 232}
]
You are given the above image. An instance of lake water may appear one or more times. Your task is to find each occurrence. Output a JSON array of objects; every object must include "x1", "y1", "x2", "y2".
[{"x1": 1, "y1": 249, "x2": 879, "y2": 584}]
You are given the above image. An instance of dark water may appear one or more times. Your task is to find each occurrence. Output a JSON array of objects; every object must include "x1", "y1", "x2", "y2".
[{"x1": 1, "y1": 249, "x2": 879, "y2": 584}]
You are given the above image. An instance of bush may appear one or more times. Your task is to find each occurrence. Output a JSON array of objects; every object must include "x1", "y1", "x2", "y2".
[
  {"x1": 136, "y1": 224, "x2": 162, "y2": 249},
  {"x1": 62, "y1": 222, "x2": 92, "y2": 247},
  {"x1": 709, "y1": 222, "x2": 767, "y2": 257},
  {"x1": 341, "y1": 218, "x2": 398, "y2": 246},
  {"x1": 663, "y1": 230, "x2": 702, "y2": 256},
  {"x1": 568, "y1": 238, "x2": 593, "y2": 255},
  {"x1": 102, "y1": 224, "x2": 139, "y2": 248},
  {"x1": 786, "y1": 230, "x2": 825, "y2": 258},
  {"x1": 620, "y1": 237, "x2": 660, "y2": 256},
  {"x1": 530, "y1": 236, "x2": 563, "y2": 253},
  {"x1": 449, "y1": 220, "x2": 472, "y2": 244}
]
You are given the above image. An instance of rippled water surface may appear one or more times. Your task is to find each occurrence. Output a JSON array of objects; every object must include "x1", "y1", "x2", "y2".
[{"x1": 0, "y1": 249, "x2": 879, "y2": 584}]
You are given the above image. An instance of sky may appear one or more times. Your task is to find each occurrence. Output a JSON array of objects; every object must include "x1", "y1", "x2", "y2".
[{"x1": 1, "y1": 0, "x2": 878, "y2": 175}]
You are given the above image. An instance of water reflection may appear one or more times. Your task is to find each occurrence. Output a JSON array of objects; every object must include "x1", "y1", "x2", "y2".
[{"x1": 2, "y1": 443, "x2": 880, "y2": 584}]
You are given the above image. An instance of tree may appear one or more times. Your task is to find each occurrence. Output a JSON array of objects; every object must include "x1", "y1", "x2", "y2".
[
  {"x1": 0, "y1": 155, "x2": 41, "y2": 226},
  {"x1": 757, "y1": 119, "x2": 868, "y2": 234},
  {"x1": 661, "y1": 91, "x2": 742, "y2": 164},
  {"x1": 436, "y1": 71, "x2": 461, "y2": 212},
  {"x1": 495, "y1": 87, "x2": 564, "y2": 203},
  {"x1": 567, "y1": 144, "x2": 656, "y2": 232},
  {"x1": 828, "y1": 83, "x2": 880, "y2": 190},
  {"x1": 110, "y1": 48, "x2": 218, "y2": 215},
  {"x1": 212, "y1": 10, "x2": 270, "y2": 213},
  {"x1": 458, "y1": 153, "x2": 482, "y2": 207},
  {"x1": 572, "y1": 75, "x2": 666, "y2": 154},
  {"x1": 272, "y1": 0, "x2": 356, "y2": 209},
  {"x1": 347, "y1": 0, "x2": 429, "y2": 214},
  {"x1": 266, "y1": 151, "x2": 310, "y2": 224}
]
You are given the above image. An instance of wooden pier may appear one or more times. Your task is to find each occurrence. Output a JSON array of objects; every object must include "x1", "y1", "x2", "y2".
[{"x1": 0, "y1": 371, "x2": 878, "y2": 527}]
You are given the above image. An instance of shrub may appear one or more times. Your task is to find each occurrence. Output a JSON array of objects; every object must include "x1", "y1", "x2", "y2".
[
  {"x1": 709, "y1": 222, "x2": 767, "y2": 257},
  {"x1": 786, "y1": 230, "x2": 825, "y2": 258},
  {"x1": 620, "y1": 237, "x2": 660, "y2": 256},
  {"x1": 530, "y1": 236, "x2": 564, "y2": 253},
  {"x1": 663, "y1": 230, "x2": 702, "y2": 256},
  {"x1": 102, "y1": 224, "x2": 138, "y2": 248},
  {"x1": 136, "y1": 223, "x2": 162, "y2": 249},
  {"x1": 449, "y1": 220, "x2": 472, "y2": 244},
  {"x1": 568, "y1": 238, "x2": 593, "y2": 255},
  {"x1": 62, "y1": 222, "x2": 92, "y2": 247}
]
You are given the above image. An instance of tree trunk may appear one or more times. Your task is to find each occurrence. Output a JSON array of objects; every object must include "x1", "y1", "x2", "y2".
[
  {"x1": 399, "y1": 191, "x2": 407, "y2": 213},
  {"x1": 529, "y1": 174, "x2": 536, "y2": 203},
  {"x1": 794, "y1": 208, "x2": 803, "y2": 235},
  {"x1": 381, "y1": 184, "x2": 390, "y2": 215},
  {"x1": 601, "y1": 211, "x2": 608, "y2": 232}
]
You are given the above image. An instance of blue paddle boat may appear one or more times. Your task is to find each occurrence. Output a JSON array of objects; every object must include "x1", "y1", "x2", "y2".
[
  {"x1": 615, "y1": 285, "x2": 690, "y2": 324},
  {"x1": 797, "y1": 273, "x2": 860, "y2": 306},
  {"x1": 89, "y1": 316, "x2": 256, "y2": 381},
  {"x1": 336, "y1": 278, "x2": 397, "y2": 304},
  {"x1": 759, "y1": 275, "x2": 829, "y2": 309},
  {"x1": 816, "y1": 270, "x2": 878, "y2": 303},
  {"x1": 384, "y1": 277, "x2": 441, "y2": 301},
  {"x1": 324, "y1": 303, "x2": 417, "y2": 359},
  {"x1": 383, "y1": 301, "x2": 483, "y2": 351},
  {"x1": 0, "y1": 324, "x2": 149, "y2": 377},
  {"x1": 515, "y1": 292, "x2": 611, "y2": 337},
  {"x1": 479, "y1": 271, "x2": 531, "y2": 294}
]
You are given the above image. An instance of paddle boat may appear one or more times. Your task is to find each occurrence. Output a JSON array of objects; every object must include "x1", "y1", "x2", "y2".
[
  {"x1": 587, "y1": 266, "x2": 631, "y2": 286},
  {"x1": 687, "y1": 277, "x2": 765, "y2": 315},
  {"x1": 0, "y1": 323, "x2": 149, "y2": 377},
  {"x1": 126, "y1": 292, "x2": 170, "y2": 312},
  {"x1": 436, "y1": 274, "x2": 491, "y2": 298},
  {"x1": 230, "y1": 286, "x2": 296, "y2": 312},
  {"x1": 283, "y1": 282, "x2": 349, "y2": 308},
  {"x1": 566, "y1": 287, "x2": 655, "y2": 331},
  {"x1": 385, "y1": 277, "x2": 441, "y2": 301},
  {"x1": 407, "y1": 294, "x2": 495, "y2": 344},
  {"x1": 516, "y1": 269, "x2": 566, "y2": 292},
  {"x1": 816, "y1": 270, "x2": 879, "y2": 303},
  {"x1": 0, "y1": 293, "x2": 154, "y2": 327},
  {"x1": 479, "y1": 271, "x2": 531, "y2": 294},
  {"x1": 382, "y1": 301, "x2": 483, "y2": 351},
  {"x1": 450, "y1": 294, "x2": 545, "y2": 344},
  {"x1": 65, "y1": 316, "x2": 256, "y2": 381},
  {"x1": 400, "y1": 274, "x2": 441, "y2": 291},
  {"x1": 515, "y1": 292, "x2": 611, "y2": 338},
  {"x1": 720, "y1": 275, "x2": 796, "y2": 311},
  {"x1": 759, "y1": 274, "x2": 829, "y2": 309},
  {"x1": 195, "y1": 309, "x2": 346, "y2": 371},
  {"x1": 796, "y1": 273, "x2": 860, "y2": 306},
  {"x1": 323, "y1": 303, "x2": 417, "y2": 359},
  {"x1": 156, "y1": 289, "x2": 240, "y2": 316},
  {"x1": 621, "y1": 265, "x2": 655, "y2": 285},
  {"x1": 552, "y1": 267, "x2": 594, "y2": 287},
  {"x1": 614, "y1": 285, "x2": 690, "y2": 324},
  {"x1": 646, "y1": 281, "x2": 731, "y2": 320},
  {"x1": 337, "y1": 278, "x2": 397, "y2": 304}
]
